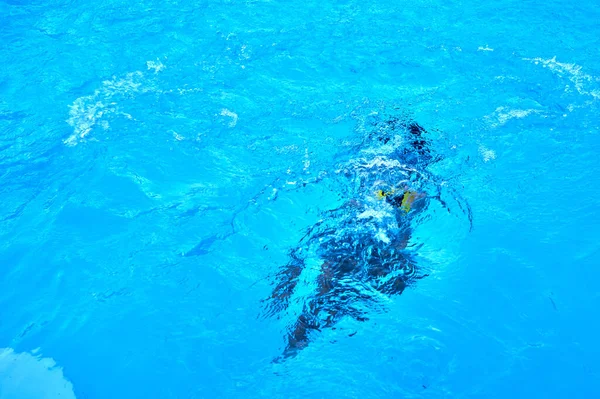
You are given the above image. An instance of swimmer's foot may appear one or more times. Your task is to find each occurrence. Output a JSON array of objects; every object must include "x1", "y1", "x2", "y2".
[{"x1": 273, "y1": 315, "x2": 320, "y2": 362}]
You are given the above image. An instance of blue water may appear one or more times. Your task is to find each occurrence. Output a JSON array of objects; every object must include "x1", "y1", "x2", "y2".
[{"x1": 1, "y1": 0, "x2": 600, "y2": 397}]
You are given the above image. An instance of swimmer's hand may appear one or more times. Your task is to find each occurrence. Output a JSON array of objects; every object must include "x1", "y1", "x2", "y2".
[{"x1": 400, "y1": 191, "x2": 418, "y2": 212}]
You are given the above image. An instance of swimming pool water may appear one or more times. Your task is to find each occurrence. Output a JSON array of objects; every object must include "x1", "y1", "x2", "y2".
[{"x1": 1, "y1": 0, "x2": 599, "y2": 398}]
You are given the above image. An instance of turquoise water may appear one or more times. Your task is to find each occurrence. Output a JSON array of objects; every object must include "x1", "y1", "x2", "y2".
[{"x1": 1, "y1": 0, "x2": 600, "y2": 397}]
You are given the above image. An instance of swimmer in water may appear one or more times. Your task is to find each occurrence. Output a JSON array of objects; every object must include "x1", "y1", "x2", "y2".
[{"x1": 263, "y1": 117, "x2": 436, "y2": 360}]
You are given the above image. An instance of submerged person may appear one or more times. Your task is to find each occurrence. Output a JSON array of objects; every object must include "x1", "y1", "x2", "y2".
[{"x1": 263, "y1": 117, "x2": 438, "y2": 359}]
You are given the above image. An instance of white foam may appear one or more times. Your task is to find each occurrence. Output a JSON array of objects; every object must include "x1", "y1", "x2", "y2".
[
  {"x1": 175, "y1": 87, "x2": 203, "y2": 95},
  {"x1": 64, "y1": 99, "x2": 108, "y2": 145},
  {"x1": 303, "y1": 148, "x2": 310, "y2": 172},
  {"x1": 220, "y1": 108, "x2": 238, "y2": 127},
  {"x1": 357, "y1": 208, "x2": 392, "y2": 221},
  {"x1": 0, "y1": 348, "x2": 76, "y2": 399},
  {"x1": 146, "y1": 59, "x2": 165, "y2": 73},
  {"x1": 497, "y1": 108, "x2": 536, "y2": 124},
  {"x1": 361, "y1": 135, "x2": 403, "y2": 155},
  {"x1": 374, "y1": 228, "x2": 391, "y2": 244},
  {"x1": 274, "y1": 144, "x2": 299, "y2": 154},
  {"x1": 267, "y1": 188, "x2": 278, "y2": 201},
  {"x1": 352, "y1": 155, "x2": 405, "y2": 170},
  {"x1": 64, "y1": 72, "x2": 148, "y2": 146},
  {"x1": 479, "y1": 145, "x2": 496, "y2": 162},
  {"x1": 485, "y1": 106, "x2": 540, "y2": 127},
  {"x1": 524, "y1": 56, "x2": 600, "y2": 100},
  {"x1": 477, "y1": 46, "x2": 494, "y2": 52}
]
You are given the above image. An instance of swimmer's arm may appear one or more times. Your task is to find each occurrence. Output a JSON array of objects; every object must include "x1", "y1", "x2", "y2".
[{"x1": 399, "y1": 188, "x2": 427, "y2": 213}]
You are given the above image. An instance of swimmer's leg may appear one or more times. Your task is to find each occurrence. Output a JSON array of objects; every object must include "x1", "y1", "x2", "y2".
[
  {"x1": 263, "y1": 254, "x2": 304, "y2": 317},
  {"x1": 282, "y1": 311, "x2": 320, "y2": 358},
  {"x1": 374, "y1": 257, "x2": 429, "y2": 295},
  {"x1": 367, "y1": 230, "x2": 422, "y2": 296},
  {"x1": 279, "y1": 261, "x2": 337, "y2": 358}
]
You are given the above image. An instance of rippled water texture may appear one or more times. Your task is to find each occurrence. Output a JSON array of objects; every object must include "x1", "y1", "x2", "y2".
[{"x1": 1, "y1": 0, "x2": 599, "y2": 398}]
